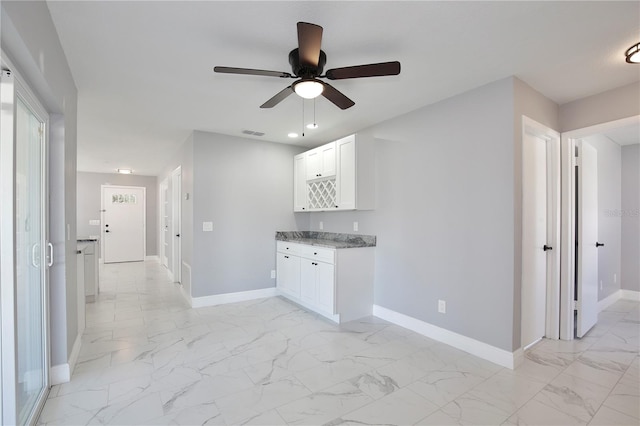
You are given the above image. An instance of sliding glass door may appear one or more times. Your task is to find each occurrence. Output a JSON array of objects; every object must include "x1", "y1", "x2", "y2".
[{"x1": 1, "y1": 63, "x2": 50, "y2": 425}]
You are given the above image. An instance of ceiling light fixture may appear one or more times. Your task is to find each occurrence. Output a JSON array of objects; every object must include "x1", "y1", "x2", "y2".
[
  {"x1": 306, "y1": 123, "x2": 318, "y2": 129},
  {"x1": 288, "y1": 132, "x2": 299, "y2": 138},
  {"x1": 293, "y1": 79, "x2": 324, "y2": 99},
  {"x1": 117, "y1": 168, "x2": 132, "y2": 174},
  {"x1": 626, "y1": 42, "x2": 640, "y2": 63}
]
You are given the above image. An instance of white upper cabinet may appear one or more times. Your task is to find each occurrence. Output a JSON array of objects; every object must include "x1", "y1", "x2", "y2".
[
  {"x1": 293, "y1": 153, "x2": 307, "y2": 212},
  {"x1": 306, "y1": 141, "x2": 336, "y2": 180},
  {"x1": 295, "y1": 133, "x2": 374, "y2": 212}
]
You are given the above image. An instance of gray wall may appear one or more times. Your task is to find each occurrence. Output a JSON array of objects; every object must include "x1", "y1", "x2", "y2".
[
  {"x1": 559, "y1": 82, "x2": 640, "y2": 132},
  {"x1": 311, "y1": 78, "x2": 523, "y2": 352},
  {"x1": 77, "y1": 172, "x2": 158, "y2": 257},
  {"x1": 2, "y1": 1, "x2": 78, "y2": 366},
  {"x1": 621, "y1": 144, "x2": 640, "y2": 292},
  {"x1": 583, "y1": 135, "x2": 622, "y2": 300},
  {"x1": 190, "y1": 131, "x2": 307, "y2": 297}
]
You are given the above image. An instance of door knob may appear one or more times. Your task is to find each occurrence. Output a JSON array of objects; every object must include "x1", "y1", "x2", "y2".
[
  {"x1": 105, "y1": 230, "x2": 110, "y2": 233},
  {"x1": 176, "y1": 234, "x2": 180, "y2": 237},
  {"x1": 543, "y1": 245, "x2": 552, "y2": 251},
  {"x1": 596, "y1": 242, "x2": 604, "y2": 247}
]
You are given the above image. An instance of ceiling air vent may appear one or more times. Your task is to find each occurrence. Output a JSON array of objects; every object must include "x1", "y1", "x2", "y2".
[{"x1": 242, "y1": 130, "x2": 265, "y2": 136}]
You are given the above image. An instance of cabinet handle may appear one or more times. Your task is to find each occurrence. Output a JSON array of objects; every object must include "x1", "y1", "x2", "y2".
[
  {"x1": 543, "y1": 245, "x2": 552, "y2": 251},
  {"x1": 314, "y1": 252, "x2": 317, "y2": 255},
  {"x1": 335, "y1": 205, "x2": 339, "y2": 208},
  {"x1": 284, "y1": 255, "x2": 289, "y2": 259},
  {"x1": 596, "y1": 242, "x2": 604, "y2": 247}
]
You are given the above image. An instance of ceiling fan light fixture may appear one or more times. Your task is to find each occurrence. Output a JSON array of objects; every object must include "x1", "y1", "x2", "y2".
[
  {"x1": 626, "y1": 42, "x2": 640, "y2": 63},
  {"x1": 293, "y1": 79, "x2": 324, "y2": 99},
  {"x1": 117, "y1": 168, "x2": 133, "y2": 174},
  {"x1": 306, "y1": 123, "x2": 318, "y2": 129}
]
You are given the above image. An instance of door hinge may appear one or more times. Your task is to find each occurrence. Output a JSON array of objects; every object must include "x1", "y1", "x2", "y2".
[
  {"x1": 573, "y1": 154, "x2": 580, "y2": 167},
  {"x1": 573, "y1": 300, "x2": 579, "y2": 311}
]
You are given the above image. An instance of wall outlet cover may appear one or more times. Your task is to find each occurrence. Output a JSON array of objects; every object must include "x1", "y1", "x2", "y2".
[
  {"x1": 438, "y1": 300, "x2": 446, "y2": 314},
  {"x1": 202, "y1": 221, "x2": 213, "y2": 232},
  {"x1": 353, "y1": 221, "x2": 359, "y2": 231},
  {"x1": 271, "y1": 270, "x2": 276, "y2": 279},
  {"x1": 319, "y1": 221, "x2": 324, "y2": 230}
]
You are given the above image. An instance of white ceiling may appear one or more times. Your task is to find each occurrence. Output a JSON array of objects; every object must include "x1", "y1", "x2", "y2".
[{"x1": 46, "y1": 1, "x2": 640, "y2": 176}]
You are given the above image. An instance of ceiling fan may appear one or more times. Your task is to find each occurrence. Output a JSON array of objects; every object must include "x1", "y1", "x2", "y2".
[{"x1": 214, "y1": 22, "x2": 401, "y2": 110}]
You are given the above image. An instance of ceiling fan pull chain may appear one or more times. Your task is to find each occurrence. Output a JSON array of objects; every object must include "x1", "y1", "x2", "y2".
[{"x1": 302, "y1": 97, "x2": 305, "y2": 137}]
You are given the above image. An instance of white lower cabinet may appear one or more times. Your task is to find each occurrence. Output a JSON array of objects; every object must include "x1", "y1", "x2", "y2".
[
  {"x1": 276, "y1": 252, "x2": 300, "y2": 298},
  {"x1": 276, "y1": 241, "x2": 373, "y2": 323}
]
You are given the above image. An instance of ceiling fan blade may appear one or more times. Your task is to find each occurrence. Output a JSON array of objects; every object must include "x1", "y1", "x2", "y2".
[
  {"x1": 320, "y1": 82, "x2": 355, "y2": 110},
  {"x1": 325, "y1": 61, "x2": 401, "y2": 80},
  {"x1": 297, "y1": 22, "x2": 323, "y2": 68},
  {"x1": 260, "y1": 86, "x2": 294, "y2": 108},
  {"x1": 214, "y1": 66, "x2": 292, "y2": 78}
]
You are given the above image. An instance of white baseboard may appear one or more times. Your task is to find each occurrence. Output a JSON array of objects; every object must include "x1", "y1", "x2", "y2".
[
  {"x1": 598, "y1": 291, "x2": 622, "y2": 312},
  {"x1": 179, "y1": 261, "x2": 192, "y2": 306},
  {"x1": 51, "y1": 333, "x2": 82, "y2": 385},
  {"x1": 145, "y1": 255, "x2": 159, "y2": 262},
  {"x1": 191, "y1": 287, "x2": 278, "y2": 308},
  {"x1": 620, "y1": 289, "x2": 640, "y2": 302},
  {"x1": 373, "y1": 305, "x2": 519, "y2": 369}
]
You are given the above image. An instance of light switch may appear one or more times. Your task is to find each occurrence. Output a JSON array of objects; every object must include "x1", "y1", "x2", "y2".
[
  {"x1": 203, "y1": 221, "x2": 213, "y2": 232},
  {"x1": 89, "y1": 219, "x2": 100, "y2": 226}
]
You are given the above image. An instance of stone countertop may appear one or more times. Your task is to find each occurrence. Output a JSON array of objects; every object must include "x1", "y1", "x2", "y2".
[{"x1": 276, "y1": 231, "x2": 376, "y2": 248}]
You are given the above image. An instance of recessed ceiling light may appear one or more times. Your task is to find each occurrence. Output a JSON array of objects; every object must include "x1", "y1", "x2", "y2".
[
  {"x1": 117, "y1": 168, "x2": 132, "y2": 174},
  {"x1": 288, "y1": 132, "x2": 299, "y2": 138},
  {"x1": 625, "y1": 42, "x2": 640, "y2": 63},
  {"x1": 306, "y1": 123, "x2": 319, "y2": 129}
]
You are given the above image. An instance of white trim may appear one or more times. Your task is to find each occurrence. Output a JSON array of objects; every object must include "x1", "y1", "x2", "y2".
[
  {"x1": 145, "y1": 255, "x2": 159, "y2": 262},
  {"x1": 50, "y1": 332, "x2": 82, "y2": 385},
  {"x1": 598, "y1": 291, "x2": 622, "y2": 312},
  {"x1": 49, "y1": 364, "x2": 70, "y2": 386},
  {"x1": 620, "y1": 289, "x2": 640, "y2": 302},
  {"x1": 373, "y1": 305, "x2": 519, "y2": 369},
  {"x1": 191, "y1": 287, "x2": 278, "y2": 308},
  {"x1": 179, "y1": 261, "x2": 192, "y2": 305},
  {"x1": 278, "y1": 291, "x2": 341, "y2": 323}
]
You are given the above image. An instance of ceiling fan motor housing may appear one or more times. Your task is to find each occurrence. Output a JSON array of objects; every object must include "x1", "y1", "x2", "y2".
[{"x1": 289, "y1": 48, "x2": 326, "y2": 77}]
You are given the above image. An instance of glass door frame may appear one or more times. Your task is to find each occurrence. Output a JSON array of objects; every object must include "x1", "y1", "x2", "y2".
[{"x1": 0, "y1": 55, "x2": 51, "y2": 425}]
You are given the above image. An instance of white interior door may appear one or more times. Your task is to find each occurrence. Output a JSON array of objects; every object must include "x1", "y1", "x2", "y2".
[
  {"x1": 577, "y1": 141, "x2": 598, "y2": 337},
  {"x1": 521, "y1": 132, "x2": 549, "y2": 349},
  {"x1": 102, "y1": 185, "x2": 145, "y2": 263},
  {"x1": 171, "y1": 167, "x2": 182, "y2": 283},
  {"x1": 160, "y1": 179, "x2": 169, "y2": 268}
]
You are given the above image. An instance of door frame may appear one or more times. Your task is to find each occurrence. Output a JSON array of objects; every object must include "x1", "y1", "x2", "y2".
[
  {"x1": 171, "y1": 167, "x2": 182, "y2": 283},
  {"x1": 100, "y1": 185, "x2": 147, "y2": 263},
  {"x1": 0, "y1": 56, "x2": 51, "y2": 425},
  {"x1": 159, "y1": 178, "x2": 169, "y2": 268},
  {"x1": 559, "y1": 114, "x2": 640, "y2": 340},
  {"x1": 521, "y1": 116, "x2": 561, "y2": 345}
]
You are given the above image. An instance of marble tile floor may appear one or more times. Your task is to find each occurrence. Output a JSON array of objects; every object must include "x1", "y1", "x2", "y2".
[{"x1": 39, "y1": 261, "x2": 639, "y2": 425}]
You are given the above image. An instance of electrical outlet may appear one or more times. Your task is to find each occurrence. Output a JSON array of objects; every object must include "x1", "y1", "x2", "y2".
[
  {"x1": 319, "y1": 221, "x2": 324, "y2": 230},
  {"x1": 438, "y1": 300, "x2": 446, "y2": 314},
  {"x1": 600, "y1": 280, "x2": 603, "y2": 291},
  {"x1": 353, "y1": 221, "x2": 359, "y2": 231},
  {"x1": 271, "y1": 270, "x2": 276, "y2": 279},
  {"x1": 614, "y1": 273, "x2": 617, "y2": 284},
  {"x1": 202, "y1": 221, "x2": 213, "y2": 232}
]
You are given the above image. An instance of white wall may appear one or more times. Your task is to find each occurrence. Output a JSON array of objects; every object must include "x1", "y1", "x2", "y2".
[
  {"x1": 2, "y1": 1, "x2": 78, "y2": 367},
  {"x1": 583, "y1": 134, "x2": 622, "y2": 300},
  {"x1": 621, "y1": 144, "x2": 640, "y2": 292}
]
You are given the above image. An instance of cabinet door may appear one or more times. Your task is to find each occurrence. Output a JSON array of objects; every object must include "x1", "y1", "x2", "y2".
[
  {"x1": 320, "y1": 142, "x2": 336, "y2": 177},
  {"x1": 300, "y1": 259, "x2": 317, "y2": 305},
  {"x1": 294, "y1": 154, "x2": 308, "y2": 212},
  {"x1": 306, "y1": 149, "x2": 321, "y2": 180},
  {"x1": 276, "y1": 252, "x2": 300, "y2": 298},
  {"x1": 316, "y1": 261, "x2": 335, "y2": 314},
  {"x1": 336, "y1": 135, "x2": 356, "y2": 210}
]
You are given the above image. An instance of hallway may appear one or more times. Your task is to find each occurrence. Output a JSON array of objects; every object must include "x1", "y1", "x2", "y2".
[{"x1": 39, "y1": 261, "x2": 639, "y2": 425}]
